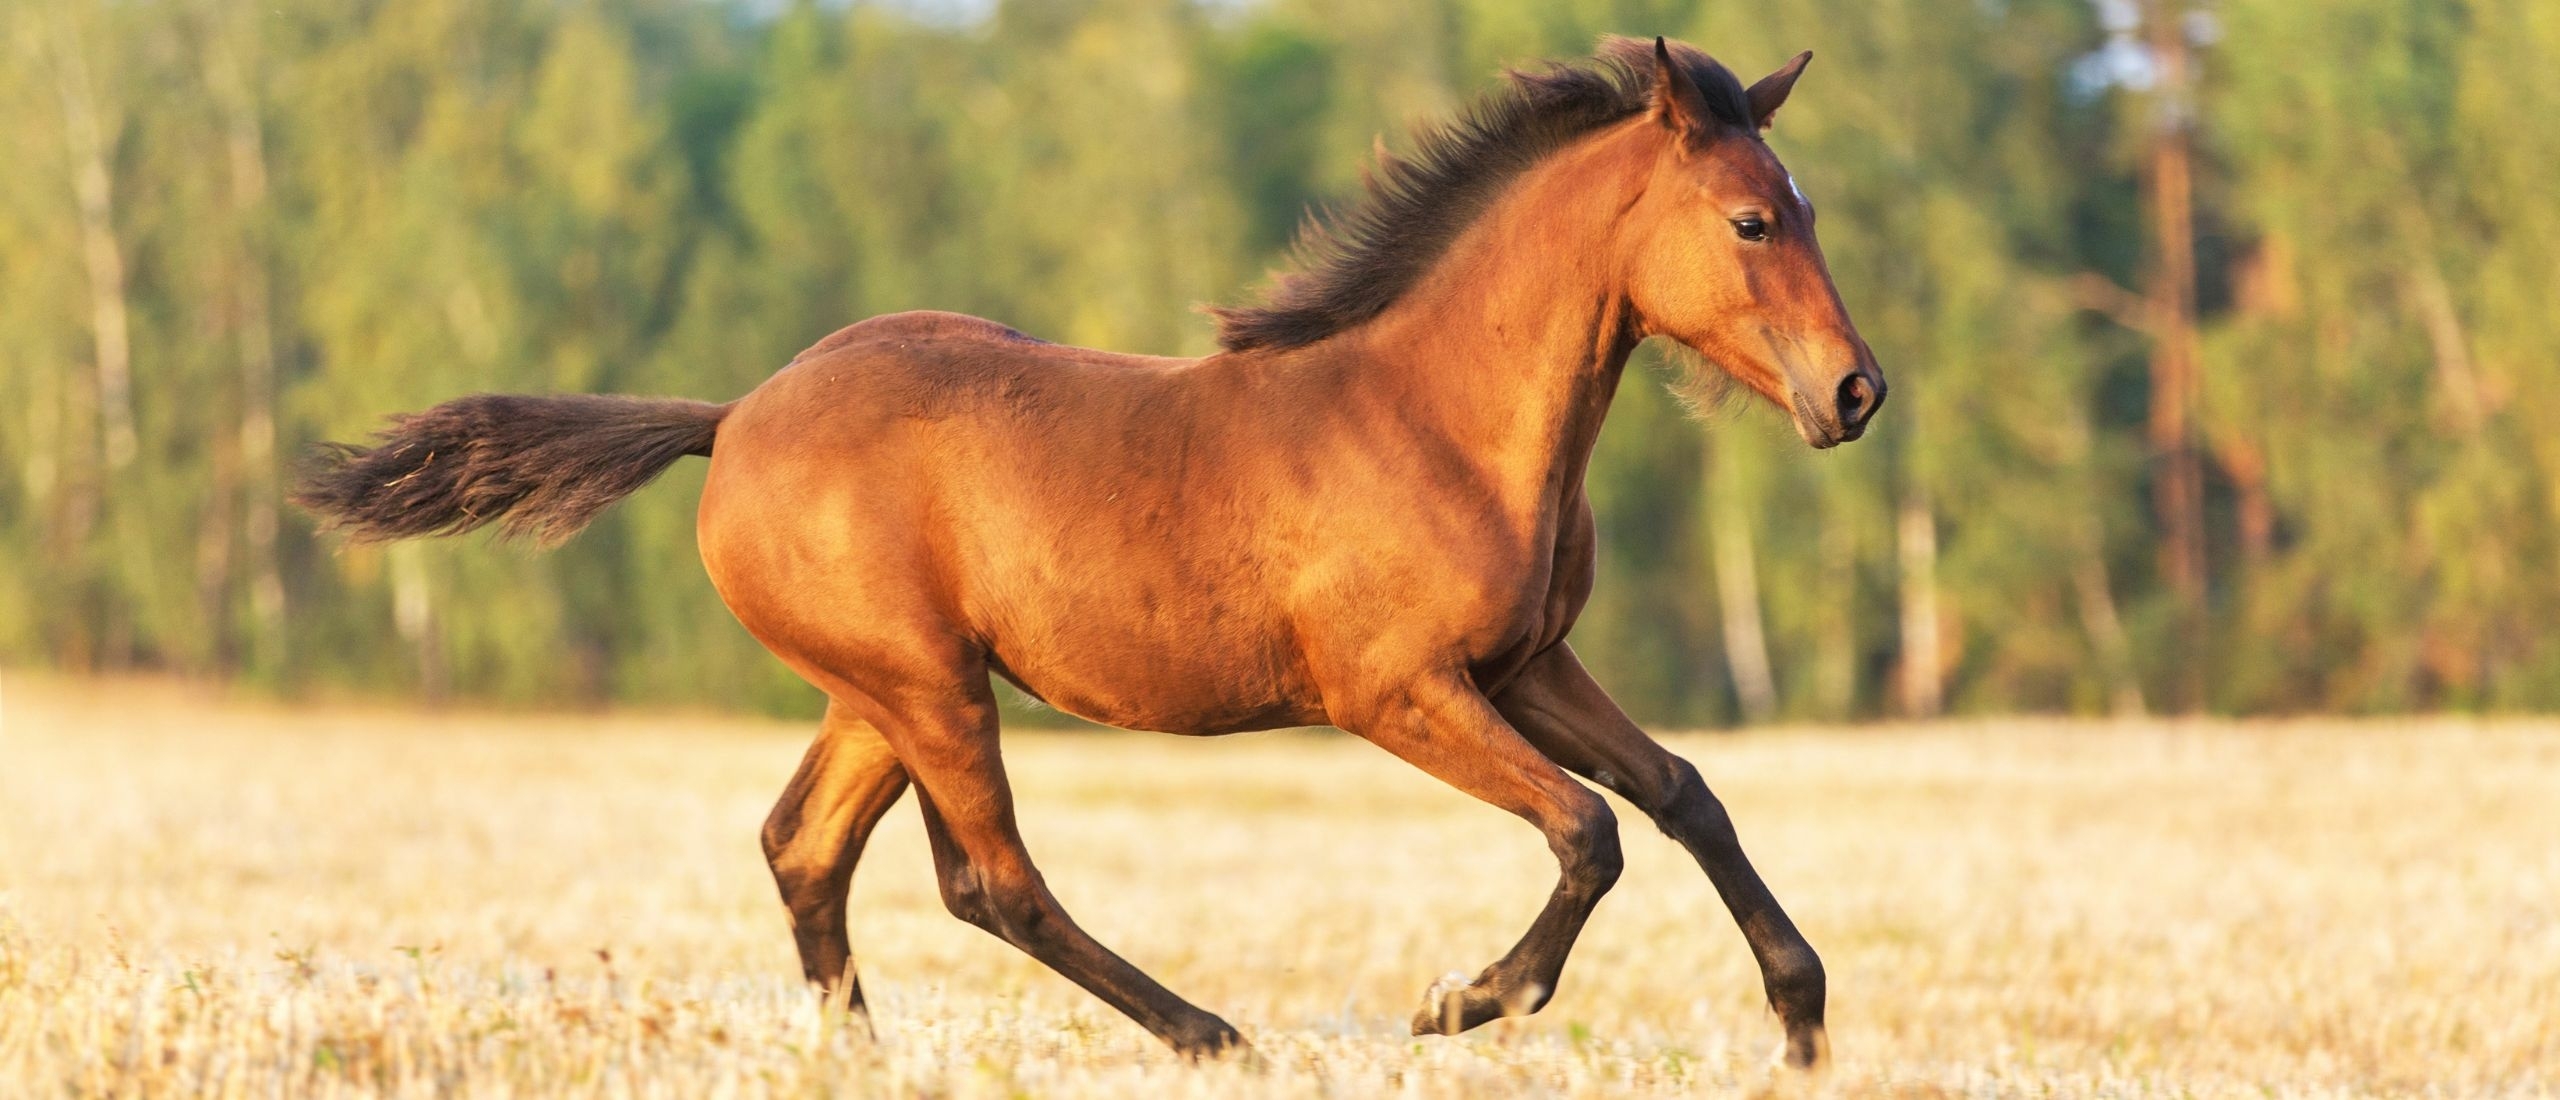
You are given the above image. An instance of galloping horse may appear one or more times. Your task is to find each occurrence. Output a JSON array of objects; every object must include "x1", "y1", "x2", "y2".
[{"x1": 297, "y1": 36, "x2": 1883, "y2": 1069}]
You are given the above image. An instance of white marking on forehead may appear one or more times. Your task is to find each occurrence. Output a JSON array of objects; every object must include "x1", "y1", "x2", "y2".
[{"x1": 1787, "y1": 172, "x2": 1810, "y2": 211}]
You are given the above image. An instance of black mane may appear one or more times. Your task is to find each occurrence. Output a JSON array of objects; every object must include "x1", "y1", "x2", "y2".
[{"x1": 1210, "y1": 37, "x2": 1752, "y2": 353}]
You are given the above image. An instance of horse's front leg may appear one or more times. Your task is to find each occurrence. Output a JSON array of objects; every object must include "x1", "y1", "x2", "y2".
[
  {"x1": 1493, "y1": 643, "x2": 1828, "y2": 1070},
  {"x1": 1339, "y1": 673, "x2": 1624, "y2": 1035}
]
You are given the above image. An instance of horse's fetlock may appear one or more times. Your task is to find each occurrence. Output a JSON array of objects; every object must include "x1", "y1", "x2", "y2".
[
  {"x1": 1764, "y1": 945, "x2": 1828, "y2": 1019},
  {"x1": 1512, "y1": 978, "x2": 1557, "y2": 1016}
]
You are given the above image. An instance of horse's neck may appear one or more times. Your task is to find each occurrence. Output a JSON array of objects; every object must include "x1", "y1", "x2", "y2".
[{"x1": 1350, "y1": 126, "x2": 1650, "y2": 519}]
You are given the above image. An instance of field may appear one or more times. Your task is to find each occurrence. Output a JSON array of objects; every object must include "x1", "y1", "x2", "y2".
[{"x1": 2, "y1": 675, "x2": 2555, "y2": 1098}]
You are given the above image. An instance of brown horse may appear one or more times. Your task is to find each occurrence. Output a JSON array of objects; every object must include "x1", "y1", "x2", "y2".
[{"x1": 295, "y1": 36, "x2": 1881, "y2": 1069}]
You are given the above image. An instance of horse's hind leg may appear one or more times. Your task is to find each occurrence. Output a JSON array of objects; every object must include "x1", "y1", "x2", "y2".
[
  {"x1": 762, "y1": 700, "x2": 910, "y2": 1020},
  {"x1": 1341, "y1": 673, "x2": 1624, "y2": 1036},
  {"x1": 861, "y1": 667, "x2": 1247, "y2": 1058}
]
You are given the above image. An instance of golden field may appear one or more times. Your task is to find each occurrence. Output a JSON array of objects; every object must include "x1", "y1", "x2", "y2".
[{"x1": 1, "y1": 674, "x2": 2554, "y2": 1098}]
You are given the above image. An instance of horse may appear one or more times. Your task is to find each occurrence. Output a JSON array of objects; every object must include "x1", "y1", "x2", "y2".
[{"x1": 294, "y1": 36, "x2": 1883, "y2": 1070}]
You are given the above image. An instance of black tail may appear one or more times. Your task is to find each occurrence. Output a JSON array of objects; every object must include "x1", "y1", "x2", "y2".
[{"x1": 293, "y1": 393, "x2": 728, "y2": 546}]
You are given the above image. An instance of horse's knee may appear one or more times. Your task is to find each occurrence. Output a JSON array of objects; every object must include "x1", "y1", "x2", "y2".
[{"x1": 1554, "y1": 787, "x2": 1623, "y2": 897}]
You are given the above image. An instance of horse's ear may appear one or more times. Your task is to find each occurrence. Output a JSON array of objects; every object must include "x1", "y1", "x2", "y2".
[
  {"x1": 1649, "y1": 37, "x2": 1711, "y2": 135},
  {"x1": 1747, "y1": 51, "x2": 1813, "y2": 132}
]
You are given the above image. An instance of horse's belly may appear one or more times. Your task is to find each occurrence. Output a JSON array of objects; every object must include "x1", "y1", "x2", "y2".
[{"x1": 983, "y1": 611, "x2": 1325, "y2": 735}]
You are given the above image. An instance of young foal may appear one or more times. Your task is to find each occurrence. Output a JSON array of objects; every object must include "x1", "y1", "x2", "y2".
[{"x1": 296, "y1": 37, "x2": 1882, "y2": 1069}]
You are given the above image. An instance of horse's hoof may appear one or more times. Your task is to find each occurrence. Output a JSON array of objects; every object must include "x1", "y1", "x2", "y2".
[
  {"x1": 814, "y1": 989, "x2": 879, "y2": 1042},
  {"x1": 1410, "y1": 970, "x2": 1543, "y2": 1036},
  {"x1": 1170, "y1": 1018, "x2": 1250, "y2": 1061},
  {"x1": 1410, "y1": 971, "x2": 1473, "y2": 1035},
  {"x1": 1771, "y1": 1021, "x2": 1830, "y2": 1071}
]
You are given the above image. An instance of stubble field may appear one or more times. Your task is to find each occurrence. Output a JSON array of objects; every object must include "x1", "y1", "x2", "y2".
[{"x1": 1, "y1": 674, "x2": 2555, "y2": 1098}]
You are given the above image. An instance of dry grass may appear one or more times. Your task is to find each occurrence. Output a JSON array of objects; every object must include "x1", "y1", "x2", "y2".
[{"x1": 2, "y1": 674, "x2": 2554, "y2": 1098}]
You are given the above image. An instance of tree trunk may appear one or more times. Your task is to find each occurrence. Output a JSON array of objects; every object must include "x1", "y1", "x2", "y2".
[
  {"x1": 391, "y1": 544, "x2": 447, "y2": 704},
  {"x1": 42, "y1": 13, "x2": 133, "y2": 670},
  {"x1": 1897, "y1": 494, "x2": 1944, "y2": 719},
  {"x1": 2405, "y1": 256, "x2": 2487, "y2": 433},
  {"x1": 1813, "y1": 508, "x2": 1859, "y2": 720},
  {"x1": 50, "y1": 16, "x2": 138, "y2": 476},
  {"x1": 2217, "y1": 436, "x2": 2273, "y2": 569},
  {"x1": 1709, "y1": 459, "x2": 1777, "y2": 724},
  {"x1": 195, "y1": 415, "x2": 240, "y2": 673},
  {"x1": 2072, "y1": 528, "x2": 2148, "y2": 718},
  {"x1": 207, "y1": 25, "x2": 287, "y2": 671},
  {"x1": 2143, "y1": 0, "x2": 2208, "y2": 710}
]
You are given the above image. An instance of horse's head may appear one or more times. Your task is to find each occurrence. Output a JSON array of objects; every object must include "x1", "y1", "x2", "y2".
[{"x1": 1618, "y1": 39, "x2": 1884, "y2": 449}]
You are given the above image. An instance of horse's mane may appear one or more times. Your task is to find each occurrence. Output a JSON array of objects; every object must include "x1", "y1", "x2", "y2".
[{"x1": 1210, "y1": 36, "x2": 1753, "y2": 353}]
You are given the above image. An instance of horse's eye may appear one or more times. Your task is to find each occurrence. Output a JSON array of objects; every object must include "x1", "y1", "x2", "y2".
[{"x1": 1732, "y1": 216, "x2": 1769, "y2": 242}]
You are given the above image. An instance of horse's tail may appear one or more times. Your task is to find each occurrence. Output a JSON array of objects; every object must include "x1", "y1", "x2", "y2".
[{"x1": 293, "y1": 393, "x2": 728, "y2": 546}]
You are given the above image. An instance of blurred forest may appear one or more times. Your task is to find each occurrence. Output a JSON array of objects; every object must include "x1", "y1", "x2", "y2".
[{"x1": 3, "y1": 0, "x2": 2554, "y2": 724}]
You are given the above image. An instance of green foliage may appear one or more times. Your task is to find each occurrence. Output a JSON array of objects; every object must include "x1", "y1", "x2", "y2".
[{"x1": 0, "y1": 0, "x2": 2551, "y2": 722}]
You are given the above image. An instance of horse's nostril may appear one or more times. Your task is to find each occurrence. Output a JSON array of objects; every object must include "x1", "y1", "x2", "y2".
[{"x1": 1835, "y1": 373, "x2": 1878, "y2": 429}]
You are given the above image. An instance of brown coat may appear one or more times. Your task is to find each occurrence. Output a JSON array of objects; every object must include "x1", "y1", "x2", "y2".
[{"x1": 296, "y1": 36, "x2": 1882, "y2": 1069}]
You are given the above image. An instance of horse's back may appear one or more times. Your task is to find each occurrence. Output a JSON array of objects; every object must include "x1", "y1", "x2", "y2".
[
  {"x1": 788, "y1": 310, "x2": 1047, "y2": 366},
  {"x1": 743, "y1": 310, "x2": 1202, "y2": 432},
  {"x1": 703, "y1": 310, "x2": 1179, "y2": 566}
]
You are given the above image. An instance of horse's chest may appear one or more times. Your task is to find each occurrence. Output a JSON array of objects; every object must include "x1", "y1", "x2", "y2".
[
  {"x1": 1465, "y1": 532, "x2": 1593, "y2": 693},
  {"x1": 1474, "y1": 503, "x2": 1587, "y2": 690}
]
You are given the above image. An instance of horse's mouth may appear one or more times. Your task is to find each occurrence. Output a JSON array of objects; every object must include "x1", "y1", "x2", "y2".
[{"x1": 1787, "y1": 390, "x2": 1859, "y2": 449}]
